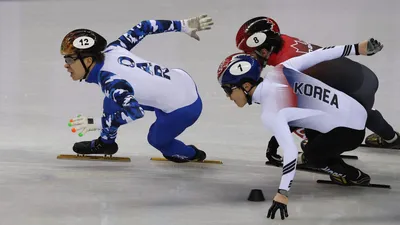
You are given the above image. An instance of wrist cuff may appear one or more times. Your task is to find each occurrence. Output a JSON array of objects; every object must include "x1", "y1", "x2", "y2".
[
  {"x1": 354, "y1": 43, "x2": 360, "y2": 55},
  {"x1": 278, "y1": 189, "x2": 289, "y2": 197}
]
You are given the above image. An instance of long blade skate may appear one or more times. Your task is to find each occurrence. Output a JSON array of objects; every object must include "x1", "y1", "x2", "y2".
[
  {"x1": 340, "y1": 155, "x2": 358, "y2": 160},
  {"x1": 150, "y1": 157, "x2": 223, "y2": 164},
  {"x1": 57, "y1": 154, "x2": 131, "y2": 162},
  {"x1": 316, "y1": 179, "x2": 391, "y2": 189},
  {"x1": 360, "y1": 143, "x2": 400, "y2": 149}
]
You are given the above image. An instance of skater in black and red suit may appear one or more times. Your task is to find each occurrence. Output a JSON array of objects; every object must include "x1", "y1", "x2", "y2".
[{"x1": 235, "y1": 16, "x2": 399, "y2": 164}]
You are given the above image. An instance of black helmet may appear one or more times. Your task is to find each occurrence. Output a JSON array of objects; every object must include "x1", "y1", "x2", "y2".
[
  {"x1": 60, "y1": 29, "x2": 107, "y2": 81},
  {"x1": 60, "y1": 28, "x2": 107, "y2": 57}
]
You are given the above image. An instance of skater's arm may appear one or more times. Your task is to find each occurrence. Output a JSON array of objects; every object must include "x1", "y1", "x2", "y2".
[
  {"x1": 140, "y1": 104, "x2": 155, "y2": 111},
  {"x1": 282, "y1": 38, "x2": 383, "y2": 72},
  {"x1": 108, "y1": 15, "x2": 213, "y2": 50},
  {"x1": 108, "y1": 20, "x2": 182, "y2": 51},
  {"x1": 262, "y1": 113, "x2": 299, "y2": 192},
  {"x1": 268, "y1": 127, "x2": 301, "y2": 150},
  {"x1": 282, "y1": 44, "x2": 358, "y2": 72},
  {"x1": 100, "y1": 71, "x2": 144, "y2": 124}
]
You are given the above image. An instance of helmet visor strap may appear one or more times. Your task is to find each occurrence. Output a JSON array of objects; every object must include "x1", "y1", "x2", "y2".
[
  {"x1": 239, "y1": 85, "x2": 255, "y2": 105},
  {"x1": 222, "y1": 85, "x2": 238, "y2": 96},
  {"x1": 255, "y1": 46, "x2": 274, "y2": 67},
  {"x1": 78, "y1": 54, "x2": 94, "y2": 82}
]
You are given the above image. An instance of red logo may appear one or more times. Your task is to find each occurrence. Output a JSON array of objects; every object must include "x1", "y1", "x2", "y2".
[
  {"x1": 294, "y1": 128, "x2": 307, "y2": 140},
  {"x1": 290, "y1": 39, "x2": 313, "y2": 54}
]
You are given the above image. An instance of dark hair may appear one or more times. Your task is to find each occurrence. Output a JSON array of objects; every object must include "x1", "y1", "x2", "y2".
[
  {"x1": 88, "y1": 52, "x2": 105, "y2": 63},
  {"x1": 256, "y1": 31, "x2": 284, "y2": 53},
  {"x1": 238, "y1": 77, "x2": 264, "y2": 86}
]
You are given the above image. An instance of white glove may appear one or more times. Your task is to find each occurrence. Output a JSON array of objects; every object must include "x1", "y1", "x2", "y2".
[
  {"x1": 181, "y1": 14, "x2": 213, "y2": 41},
  {"x1": 68, "y1": 114, "x2": 102, "y2": 137}
]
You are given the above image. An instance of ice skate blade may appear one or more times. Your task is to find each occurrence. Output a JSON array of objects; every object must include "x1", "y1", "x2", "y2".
[
  {"x1": 57, "y1": 154, "x2": 131, "y2": 162},
  {"x1": 316, "y1": 180, "x2": 391, "y2": 189},
  {"x1": 297, "y1": 151, "x2": 358, "y2": 160},
  {"x1": 340, "y1": 155, "x2": 358, "y2": 160},
  {"x1": 150, "y1": 157, "x2": 223, "y2": 164},
  {"x1": 360, "y1": 143, "x2": 400, "y2": 149}
]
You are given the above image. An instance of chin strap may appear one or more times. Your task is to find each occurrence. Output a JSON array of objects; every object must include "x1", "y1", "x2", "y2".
[
  {"x1": 239, "y1": 78, "x2": 264, "y2": 105},
  {"x1": 78, "y1": 54, "x2": 94, "y2": 82},
  {"x1": 240, "y1": 85, "x2": 256, "y2": 105},
  {"x1": 255, "y1": 46, "x2": 274, "y2": 67}
]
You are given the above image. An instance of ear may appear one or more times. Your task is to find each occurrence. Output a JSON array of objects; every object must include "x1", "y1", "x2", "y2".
[
  {"x1": 242, "y1": 82, "x2": 253, "y2": 92},
  {"x1": 84, "y1": 56, "x2": 93, "y2": 65}
]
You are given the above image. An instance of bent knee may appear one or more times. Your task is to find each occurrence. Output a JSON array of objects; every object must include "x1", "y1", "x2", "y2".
[{"x1": 147, "y1": 133, "x2": 168, "y2": 150}]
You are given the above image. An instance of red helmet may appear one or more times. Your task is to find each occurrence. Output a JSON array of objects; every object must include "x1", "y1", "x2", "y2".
[{"x1": 236, "y1": 16, "x2": 281, "y2": 53}]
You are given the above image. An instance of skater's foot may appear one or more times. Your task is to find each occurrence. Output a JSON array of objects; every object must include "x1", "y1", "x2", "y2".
[
  {"x1": 188, "y1": 145, "x2": 206, "y2": 162},
  {"x1": 365, "y1": 132, "x2": 400, "y2": 149},
  {"x1": 329, "y1": 169, "x2": 371, "y2": 186},
  {"x1": 163, "y1": 145, "x2": 206, "y2": 163},
  {"x1": 73, "y1": 137, "x2": 118, "y2": 155}
]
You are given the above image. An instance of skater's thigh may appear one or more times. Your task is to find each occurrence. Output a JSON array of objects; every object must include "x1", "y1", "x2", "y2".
[
  {"x1": 352, "y1": 65, "x2": 379, "y2": 110},
  {"x1": 304, "y1": 127, "x2": 365, "y2": 161},
  {"x1": 150, "y1": 96, "x2": 203, "y2": 139},
  {"x1": 304, "y1": 128, "x2": 321, "y2": 141}
]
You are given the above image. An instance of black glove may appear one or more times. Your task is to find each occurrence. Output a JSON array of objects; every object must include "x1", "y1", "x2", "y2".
[
  {"x1": 267, "y1": 200, "x2": 288, "y2": 220},
  {"x1": 266, "y1": 146, "x2": 283, "y2": 166},
  {"x1": 267, "y1": 191, "x2": 289, "y2": 220},
  {"x1": 366, "y1": 38, "x2": 383, "y2": 56}
]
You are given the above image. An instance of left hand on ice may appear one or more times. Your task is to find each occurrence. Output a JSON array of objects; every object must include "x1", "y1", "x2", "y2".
[
  {"x1": 181, "y1": 14, "x2": 214, "y2": 41},
  {"x1": 68, "y1": 114, "x2": 101, "y2": 137},
  {"x1": 267, "y1": 192, "x2": 289, "y2": 220}
]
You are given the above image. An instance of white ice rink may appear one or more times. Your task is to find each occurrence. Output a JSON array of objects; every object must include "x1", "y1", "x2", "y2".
[{"x1": 1, "y1": 0, "x2": 400, "y2": 224}]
